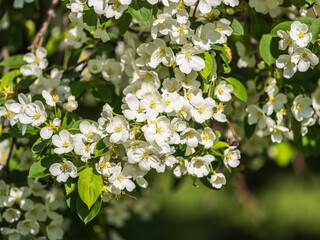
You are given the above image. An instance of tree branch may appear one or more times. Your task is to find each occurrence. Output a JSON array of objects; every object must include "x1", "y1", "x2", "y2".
[
  {"x1": 28, "y1": 0, "x2": 60, "y2": 52},
  {"x1": 121, "y1": 192, "x2": 137, "y2": 200},
  {"x1": 312, "y1": 3, "x2": 319, "y2": 18}
]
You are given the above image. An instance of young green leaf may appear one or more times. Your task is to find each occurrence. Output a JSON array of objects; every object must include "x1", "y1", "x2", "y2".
[
  {"x1": 225, "y1": 77, "x2": 248, "y2": 102},
  {"x1": 309, "y1": 18, "x2": 320, "y2": 43},
  {"x1": 29, "y1": 155, "x2": 62, "y2": 178},
  {"x1": 76, "y1": 196, "x2": 102, "y2": 224},
  {"x1": 128, "y1": 0, "x2": 153, "y2": 25},
  {"x1": 259, "y1": 34, "x2": 276, "y2": 66},
  {"x1": 32, "y1": 138, "x2": 51, "y2": 153},
  {"x1": 83, "y1": 4, "x2": 98, "y2": 32},
  {"x1": 200, "y1": 52, "x2": 214, "y2": 79},
  {"x1": 78, "y1": 167, "x2": 103, "y2": 209},
  {"x1": 270, "y1": 21, "x2": 293, "y2": 37},
  {"x1": 0, "y1": 55, "x2": 26, "y2": 69}
]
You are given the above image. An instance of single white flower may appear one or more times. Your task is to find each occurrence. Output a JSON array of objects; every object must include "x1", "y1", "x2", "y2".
[
  {"x1": 17, "y1": 219, "x2": 40, "y2": 236},
  {"x1": 25, "y1": 203, "x2": 47, "y2": 222},
  {"x1": 108, "y1": 163, "x2": 135, "y2": 192},
  {"x1": 269, "y1": 125, "x2": 289, "y2": 143},
  {"x1": 190, "y1": 97, "x2": 215, "y2": 123},
  {"x1": 173, "y1": 157, "x2": 188, "y2": 177},
  {"x1": 263, "y1": 93, "x2": 287, "y2": 116},
  {"x1": 291, "y1": 95, "x2": 314, "y2": 122},
  {"x1": 106, "y1": 116, "x2": 130, "y2": 143},
  {"x1": 40, "y1": 118, "x2": 61, "y2": 139},
  {"x1": 180, "y1": 128, "x2": 201, "y2": 148},
  {"x1": 276, "y1": 54, "x2": 297, "y2": 79},
  {"x1": 52, "y1": 130, "x2": 75, "y2": 154},
  {"x1": 210, "y1": 173, "x2": 226, "y2": 189},
  {"x1": 42, "y1": 90, "x2": 61, "y2": 107},
  {"x1": 291, "y1": 47, "x2": 319, "y2": 73},
  {"x1": 176, "y1": 43, "x2": 205, "y2": 74},
  {"x1": 246, "y1": 105, "x2": 267, "y2": 129},
  {"x1": 215, "y1": 81, "x2": 233, "y2": 102},
  {"x1": 277, "y1": 30, "x2": 295, "y2": 54},
  {"x1": 3, "y1": 208, "x2": 21, "y2": 223},
  {"x1": 49, "y1": 160, "x2": 77, "y2": 183},
  {"x1": 65, "y1": 27, "x2": 86, "y2": 49},
  {"x1": 187, "y1": 155, "x2": 215, "y2": 178},
  {"x1": 224, "y1": 146, "x2": 241, "y2": 168},
  {"x1": 199, "y1": 127, "x2": 216, "y2": 149},
  {"x1": 23, "y1": 47, "x2": 48, "y2": 69},
  {"x1": 63, "y1": 95, "x2": 78, "y2": 112},
  {"x1": 289, "y1": 21, "x2": 312, "y2": 48}
]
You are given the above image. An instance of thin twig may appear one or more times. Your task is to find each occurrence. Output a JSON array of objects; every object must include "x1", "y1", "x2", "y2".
[
  {"x1": 192, "y1": 1, "x2": 199, "y2": 20},
  {"x1": 3, "y1": 138, "x2": 16, "y2": 172},
  {"x1": 312, "y1": 3, "x2": 318, "y2": 18},
  {"x1": 28, "y1": 0, "x2": 60, "y2": 52},
  {"x1": 121, "y1": 192, "x2": 137, "y2": 200},
  {"x1": 227, "y1": 120, "x2": 241, "y2": 141}
]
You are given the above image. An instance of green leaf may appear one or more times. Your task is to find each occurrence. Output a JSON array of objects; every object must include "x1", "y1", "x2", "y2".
[
  {"x1": 70, "y1": 81, "x2": 86, "y2": 97},
  {"x1": 128, "y1": 0, "x2": 153, "y2": 24},
  {"x1": 83, "y1": 4, "x2": 98, "y2": 32},
  {"x1": 211, "y1": 141, "x2": 230, "y2": 150},
  {"x1": 78, "y1": 167, "x2": 103, "y2": 209},
  {"x1": 259, "y1": 34, "x2": 276, "y2": 66},
  {"x1": 95, "y1": 138, "x2": 107, "y2": 157},
  {"x1": 297, "y1": 16, "x2": 315, "y2": 25},
  {"x1": 225, "y1": 17, "x2": 244, "y2": 36},
  {"x1": 200, "y1": 52, "x2": 214, "y2": 79},
  {"x1": 270, "y1": 21, "x2": 293, "y2": 37},
  {"x1": 18, "y1": 75, "x2": 38, "y2": 88},
  {"x1": 91, "y1": 84, "x2": 113, "y2": 102},
  {"x1": 65, "y1": 177, "x2": 77, "y2": 196},
  {"x1": 118, "y1": 12, "x2": 132, "y2": 35},
  {"x1": 225, "y1": 77, "x2": 248, "y2": 102},
  {"x1": 249, "y1": 10, "x2": 269, "y2": 40},
  {"x1": 1, "y1": 70, "x2": 20, "y2": 89},
  {"x1": 67, "y1": 48, "x2": 82, "y2": 68},
  {"x1": 309, "y1": 18, "x2": 320, "y2": 43},
  {"x1": 32, "y1": 138, "x2": 51, "y2": 153},
  {"x1": 0, "y1": 55, "x2": 26, "y2": 69},
  {"x1": 76, "y1": 196, "x2": 101, "y2": 224},
  {"x1": 305, "y1": 0, "x2": 320, "y2": 4},
  {"x1": 29, "y1": 155, "x2": 62, "y2": 178}
]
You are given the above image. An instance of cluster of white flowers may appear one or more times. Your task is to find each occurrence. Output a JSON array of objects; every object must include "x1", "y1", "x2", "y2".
[
  {"x1": 276, "y1": 21, "x2": 319, "y2": 79},
  {"x1": 20, "y1": 47, "x2": 71, "y2": 98},
  {"x1": 245, "y1": 76, "x2": 320, "y2": 143},
  {"x1": 0, "y1": 179, "x2": 66, "y2": 240},
  {"x1": 249, "y1": 0, "x2": 284, "y2": 17}
]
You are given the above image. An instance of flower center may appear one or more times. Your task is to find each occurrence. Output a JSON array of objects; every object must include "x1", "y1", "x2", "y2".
[
  {"x1": 85, "y1": 144, "x2": 92, "y2": 152},
  {"x1": 117, "y1": 173, "x2": 125, "y2": 182},
  {"x1": 203, "y1": 134, "x2": 209, "y2": 141},
  {"x1": 198, "y1": 107, "x2": 205, "y2": 114},
  {"x1": 33, "y1": 112, "x2": 41, "y2": 120},
  {"x1": 269, "y1": 96, "x2": 275, "y2": 104},
  {"x1": 298, "y1": 31, "x2": 305, "y2": 38},
  {"x1": 296, "y1": 103, "x2": 302, "y2": 110},
  {"x1": 115, "y1": 125, "x2": 123, "y2": 132},
  {"x1": 53, "y1": 95, "x2": 60, "y2": 103},
  {"x1": 218, "y1": 89, "x2": 224, "y2": 94},
  {"x1": 62, "y1": 141, "x2": 70, "y2": 148},
  {"x1": 60, "y1": 162, "x2": 70, "y2": 172},
  {"x1": 185, "y1": 52, "x2": 193, "y2": 60}
]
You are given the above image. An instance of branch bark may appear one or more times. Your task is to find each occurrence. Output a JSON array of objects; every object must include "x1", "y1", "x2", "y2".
[{"x1": 28, "y1": 0, "x2": 60, "y2": 52}]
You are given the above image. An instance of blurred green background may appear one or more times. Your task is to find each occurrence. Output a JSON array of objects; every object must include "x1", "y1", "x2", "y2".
[{"x1": 65, "y1": 149, "x2": 320, "y2": 240}]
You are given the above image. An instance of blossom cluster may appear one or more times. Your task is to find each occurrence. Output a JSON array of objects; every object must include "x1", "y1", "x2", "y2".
[
  {"x1": 0, "y1": 179, "x2": 66, "y2": 240},
  {"x1": 276, "y1": 21, "x2": 319, "y2": 79}
]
